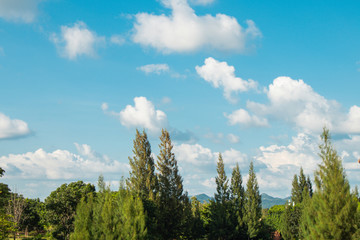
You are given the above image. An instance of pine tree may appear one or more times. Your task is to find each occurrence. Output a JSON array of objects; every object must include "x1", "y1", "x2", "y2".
[
  {"x1": 156, "y1": 129, "x2": 186, "y2": 239},
  {"x1": 128, "y1": 129, "x2": 157, "y2": 200},
  {"x1": 230, "y1": 163, "x2": 246, "y2": 238},
  {"x1": 215, "y1": 153, "x2": 229, "y2": 204},
  {"x1": 128, "y1": 129, "x2": 158, "y2": 239},
  {"x1": 301, "y1": 128, "x2": 358, "y2": 239},
  {"x1": 208, "y1": 153, "x2": 233, "y2": 240},
  {"x1": 244, "y1": 161, "x2": 262, "y2": 239},
  {"x1": 291, "y1": 174, "x2": 301, "y2": 205}
]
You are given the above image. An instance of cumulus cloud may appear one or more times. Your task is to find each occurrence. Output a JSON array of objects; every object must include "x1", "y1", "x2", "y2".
[
  {"x1": 51, "y1": 21, "x2": 105, "y2": 60},
  {"x1": 225, "y1": 108, "x2": 268, "y2": 127},
  {"x1": 0, "y1": 113, "x2": 30, "y2": 139},
  {"x1": 196, "y1": 57, "x2": 258, "y2": 103},
  {"x1": 137, "y1": 64, "x2": 170, "y2": 74},
  {"x1": 0, "y1": 143, "x2": 128, "y2": 180},
  {"x1": 104, "y1": 97, "x2": 168, "y2": 133},
  {"x1": 255, "y1": 132, "x2": 319, "y2": 173},
  {"x1": 174, "y1": 143, "x2": 216, "y2": 166},
  {"x1": 0, "y1": 0, "x2": 43, "y2": 23},
  {"x1": 227, "y1": 76, "x2": 360, "y2": 134},
  {"x1": 132, "y1": 0, "x2": 261, "y2": 53}
]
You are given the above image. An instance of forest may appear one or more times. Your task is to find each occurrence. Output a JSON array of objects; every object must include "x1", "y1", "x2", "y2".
[{"x1": 0, "y1": 128, "x2": 359, "y2": 240}]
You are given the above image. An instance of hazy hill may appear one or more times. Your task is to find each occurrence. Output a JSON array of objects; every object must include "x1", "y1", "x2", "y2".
[{"x1": 191, "y1": 193, "x2": 290, "y2": 208}]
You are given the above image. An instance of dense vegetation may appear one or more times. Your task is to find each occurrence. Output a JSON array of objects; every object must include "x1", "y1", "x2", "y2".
[{"x1": 0, "y1": 128, "x2": 359, "y2": 239}]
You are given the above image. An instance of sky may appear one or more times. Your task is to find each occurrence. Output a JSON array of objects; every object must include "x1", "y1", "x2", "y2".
[{"x1": 0, "y1": 0, "x2": 360, "y2": 200}]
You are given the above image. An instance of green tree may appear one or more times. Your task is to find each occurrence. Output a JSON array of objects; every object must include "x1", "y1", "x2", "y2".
[
  {"x1": 230, "y1": 163, "x2": 246, "y2": 238},
  {"x1": 301, "y1": 128, "x2": 358, "y2": 239},
  {"x1": 0, "y1": 214, "x2": 15, "y2": 240},
  {"x1": 128, "y1": 129, "x2": 158, "y2": 239},
  {"x1": 244, "y1": 161, "x2": 262, "y2": 239},
  {"x1": 45, "y1": 181, "x2": 95, "y2": 240},
  {"x1": 281, "y1": 203, "x2": 301, "y2": 240},
  {"x1": 0, "y1": 169, "x2": 15, "y2": 240},
  {"x1": 291, "y1": 175, "x2": 301, "y2": 205},
  {"x1": 186, "y1": 196, "x2": 205, "y2": 239},
  {"x1": 71, "y1": 179, "x2": 147, "y2": 240},
  {"x1": 128, "y1": 129, "x2": 157, "y2": 200},
  {"x1": 19, "y1": 198, "x2": 43, "y2": 236},
  {"x1": 208, "y1": 153, "x2": 232, "y2": 240},
  {"x1": 156, "y1": 129, "x2": 186, "y2": 239}
]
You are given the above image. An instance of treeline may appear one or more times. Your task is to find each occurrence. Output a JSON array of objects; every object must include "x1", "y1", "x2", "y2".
[{"x1": 0, "y1": 128, "x2": 360, "y2": 239}]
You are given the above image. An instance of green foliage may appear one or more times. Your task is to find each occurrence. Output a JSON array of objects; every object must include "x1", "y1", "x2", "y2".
[
  {"x1": 0, "y1": 168, "x2": 4, "y2": 178},
  {"x1": 128, "y1": 129, "x2": 158, "y2": 239},
  {"x1": 128, "y1": 129, "x2": 157, "y2": 200},
  {"x1": 301, "y1": 128, "x2": 358, "y2": 239},
  {"x1": 265, "y1": 204, "x2": 285, "y2": 232},
  {"x1": 0, "y1": 184, "x2": 10, "y2": 214},
  {"x1": 45, "y1": 181, "x2": 95, "y2": 240},
  {"x1": 281, "y1": 204, "x2": 301, "y2": 240},
  {"x1": 19, "y1": 198, "x2": 43, "y2": 234},
  {"x1": 156, "y1": 129, "x2": 186, "y2": 239},
  {"x1": 244, "y1": 161, "x2": 262, "y2": 239},
  {"x1": 71, "y1": 180, "x2": 147, "y2": 240},
  {"x1": 207, "y1": 154, "x2": 233, "y2": 240},
  {"x1": 185, "y1": 196, "x2": 205, "y2": 239},
  {"x1": 0, "y1": 214, "x2": 15, "y2": 240},
  {"x1": 230, "y1": 163, "x2": 246, "y2": 238}
]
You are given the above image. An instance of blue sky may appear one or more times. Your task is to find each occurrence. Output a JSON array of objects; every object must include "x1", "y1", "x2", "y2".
[{"x1": 1, "y1": 0, "x2": 360, "y2": 199}]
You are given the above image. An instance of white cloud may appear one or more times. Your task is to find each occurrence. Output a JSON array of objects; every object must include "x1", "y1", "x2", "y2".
[
  {"x1": 0, "y1": 143, "x2": 128, "y2": 180},
  {"x1": 225, "y1": 108, "x2": 268, "y2": 127},
  {"x1": 106, "y1": 97, "x2": 168, "y2": 133},
  {"x1": 51, "y1": 21, "x2": 105, "y2": 60},
  {"x1": 132, "y1": 0, "x2": 261, "y2": 53},
  {"x1": 227, "y1": 133, "x2": 240, "y2": 143},
  {"x1": 0, "y1": 113, "x2": 30, "y2": 139},
  {"x1": 0, "y1": 0, "x2": 42, "y2": 23},
  {"x1": 196, "y1": 57, "x2": 258, "y2": 103},
  {"x1": 174, "y1": 143, "x2": 216, "y2": 166},
  {"x1": 138, "y1": 64, "x2": 170, "y2": 74},
  {"x1": 231, "y1": 76, "x2": 360, "y2": 134},
  {"x1": 222, "y1": 148, "x2": 248, "y2": 168},
  {"x1": 201, "y1": 177, "x2": 216, "y2": 189},
  {"x1": 110, "y1": 35, "x2": 125, "y2": 45},
  {"x1": 255, "y1": 132, "x2": 318, "y2": 173},
  {"x1": 189, "y1": 0, "x2": 215, "y2": 6}
]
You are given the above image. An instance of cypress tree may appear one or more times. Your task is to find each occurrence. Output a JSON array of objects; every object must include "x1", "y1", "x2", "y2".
[
  {"x1": 230, "y1": 163, "x2": 246, "y2": 238},
  {"x1": 156, "y1": 129, "x2": 186, "y2": 239},
  {"x1": 244, "y1": 161, "x2": 262, "y2": 239},
  {"x1": 301, "y1": 128, "x2": 358, "y2": 239}
]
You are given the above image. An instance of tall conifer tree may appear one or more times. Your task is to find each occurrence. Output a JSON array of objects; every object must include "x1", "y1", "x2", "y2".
[
  {"x1": 301, "y1": 128, "x2": 358, "y2": 239},
  {"x1": 208, "y1": 153, "x2": 232, "y2": 240},
  {"x1": 156, "y1": 129, "x2": 186, "y2": 239},
  {"x1": 128, "y1": 129, "x2": 157, "y2": 200},
  {"x1": 230, "y1": 163, "x2": 246, "y2": 238},
  {"x1": 128, "y1": 129, "x2": 158, "y2": 239},
  {"x1": 244, "y1": 161, "x2": 262, "y2": 239}
]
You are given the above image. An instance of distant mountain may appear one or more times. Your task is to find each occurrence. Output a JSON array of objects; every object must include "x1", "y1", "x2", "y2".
[
  {"x1": 191, "y1": 194, "x2": 213, "y2": 203},
  {"x1": 261, "y1": 193, "x2": 290, "y2": 209},
  {"x1": 190, "y1": 193, "x2": 290, "y2": 209}
]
